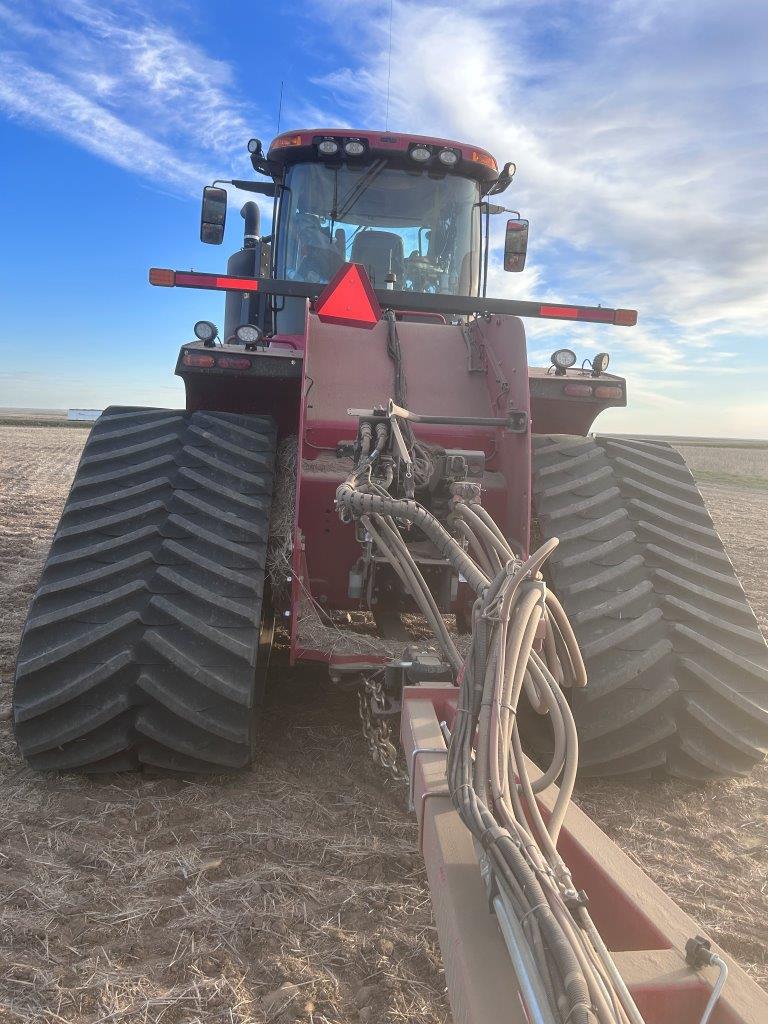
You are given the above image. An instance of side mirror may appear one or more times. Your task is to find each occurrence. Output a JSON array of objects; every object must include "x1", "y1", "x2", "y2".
[
  {"x1": 200, "y1": 185, "x2": 228, "y2": 244},
  {"x1": 503, "y1": 218, "x2": 529, "y2": 272}
]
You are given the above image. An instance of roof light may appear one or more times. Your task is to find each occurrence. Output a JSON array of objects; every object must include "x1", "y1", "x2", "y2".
[
  {"x1": 438, "y1": 148, "x2": 459, "y2": 166},
  {"x1": 318, "y1": 138, "x2": 340, "y2": 156},
  {"x1": 272, "y1": 133, "x2": 303, "y2": 149},
  {"x1": 343, "y1": 139, "x2": 366, "y2": 157},
  {"x1": 234, "y1": 324, "x2": 263, "y2": 345},
  {"x1": 410, "y1": 145, "x2": 432, "y2": 162},
  {"x1": 183, "y1": 352, "x2": 216, "y2": 368},
  {"x1": 614, "y1": 309, "x2": 638, "y2": 326},
  {"x1": 315, "y1": 262, "x2": 382, "y2": 329},
  {"x1": 591, "y1": 352, "x2": 610, "y2": 375},
  {"x1": 551, "y1": 349, "x2": 577, "y2": 374},
  {"x1": 470, "y1": 150, "x2": 498, "y2": 171},
  {"x1": 193, "y1": 320, "x2": 218, "y2": 343},
  {"x1": 218, "y1": 355, "x2": 252, "y2": 370},
  {"x1": 247, "y1": 138, "x2": 262, "y2": 154}
]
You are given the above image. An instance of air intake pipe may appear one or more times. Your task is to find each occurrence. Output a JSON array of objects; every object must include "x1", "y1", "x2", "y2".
[{"x1": 223, "y1": 203, "x2": 261, "y2": 340}]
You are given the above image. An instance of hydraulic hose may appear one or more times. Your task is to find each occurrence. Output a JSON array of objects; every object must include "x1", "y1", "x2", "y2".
[{"x1": 336, "y1": 416, "x2": 649, "y2": 1024}]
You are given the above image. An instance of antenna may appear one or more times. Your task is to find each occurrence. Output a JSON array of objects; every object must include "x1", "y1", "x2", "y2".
[
  {"x1": 385, "y1": 0, "x2": 393, "y2": 130},
  {"x1": 276, "y1": 80, "x2": 284, "y2": 136}
]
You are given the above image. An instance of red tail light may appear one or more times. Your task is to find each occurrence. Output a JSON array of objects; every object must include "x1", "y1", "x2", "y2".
[
  {"x1": 579, "y1": 308, "x2": 615, "y2": 323},
  {"x1": 150, "y1": 269, "x2": 258, "y2": 292},
  {"x1": 564, "y1": 383, "x2": 594, "y2": 397},
  {"x1": 174, "y1": 272, "x2": 258, "y2": 292},
  {"x1": 182, "y1": 353, "x2": 215, "y2": 368},
  {"x1": 538, "y1": 303, "x2": 636, "y2": 326},
  {"x1": 594, "y1": 385, "x2": 623, "y2": 399},
  {"x1": 218, "y1": 356, "x2": 252, "y2": 370},
  {"x1": 540, "y1": 304, "x2": 579, "y2": 320}
]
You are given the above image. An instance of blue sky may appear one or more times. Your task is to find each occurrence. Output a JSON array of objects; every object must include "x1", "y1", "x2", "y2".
[{"x1": 0, "y1": 0, "x2": 765, "y2": 436}]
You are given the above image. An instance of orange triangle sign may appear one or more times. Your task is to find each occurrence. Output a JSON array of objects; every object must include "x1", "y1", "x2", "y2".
[{"x1": 315, "y1": 262, "x2": 382, "y2": 329}]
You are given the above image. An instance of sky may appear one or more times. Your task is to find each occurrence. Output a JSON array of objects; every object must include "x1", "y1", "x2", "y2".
[{"x1": 0, "y1": 0, "x2": 765, "y2": 436}]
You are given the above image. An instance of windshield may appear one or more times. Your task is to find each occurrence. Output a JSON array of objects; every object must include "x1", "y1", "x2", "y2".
[{"x1": 276, "y1": 162, "x2": 482, "y2": 295}]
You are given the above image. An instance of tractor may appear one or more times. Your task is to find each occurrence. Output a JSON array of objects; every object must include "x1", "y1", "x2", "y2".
[
  {"x1": 12, "y1": 127, "x2": 766, "y2": 778},
  {"x1": 10, "y1": 128, "x2": 768, "y2": 1024}
]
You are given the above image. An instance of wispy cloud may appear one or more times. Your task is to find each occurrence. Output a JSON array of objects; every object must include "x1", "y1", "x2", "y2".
[
  {"x1": 0, "y1": 52, "x2": 203, "y2": 191},
  {"x1": 0, "y1": 0, "x2": 257, "y2": 194}
]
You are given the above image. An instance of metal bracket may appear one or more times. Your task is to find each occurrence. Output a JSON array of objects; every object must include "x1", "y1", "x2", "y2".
[
  {"x1": 461, "y1": 323, "x2": 486, "y2": 374},
  {"x1": 388, "y1": 412, "x2": 413, "y2": 466},
  {"x1": 409, "y1": 745, "x2": 449, "y2": 810},
  {"x1": 419, "y1": 788, "x2": 452, "y2": 854}
]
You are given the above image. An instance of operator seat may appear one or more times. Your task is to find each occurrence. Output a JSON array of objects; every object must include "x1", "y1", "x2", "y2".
[{"x1": 351, "y1": 230, "x2": 405, "y2": 288}]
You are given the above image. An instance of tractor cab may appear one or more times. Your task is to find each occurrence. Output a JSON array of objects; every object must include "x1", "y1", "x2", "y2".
[{"x1": 201, "y1": 129, "x2": 523, "y2": 336}]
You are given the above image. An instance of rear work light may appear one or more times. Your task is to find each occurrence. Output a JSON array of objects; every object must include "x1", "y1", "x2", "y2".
[
  {"x1": 193, "y1": 320, "x2": 218, "y2": 343},
  {"x1": 182, "y1": 353, "x2": 215, "y2": 368},
  {"x1": 551, "y1": 348, "x2": 577, "y2": 372},
  {"x1": 410, "y1": 145, "x2": 432, "y2": 162},
  {"x1": 564, "y1": 383, "x2": 594, "y2": 397},
  {"x1": 218, "y1": 355, "x2": 252, "y2": 370},
  {"x1": 594, "y1": 385, "x2": 623, "y2": 399}
]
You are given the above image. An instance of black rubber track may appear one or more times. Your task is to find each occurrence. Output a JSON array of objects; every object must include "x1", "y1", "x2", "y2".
[
  {"x1": 13, "y1": 407, "x2": 276, "y2": 773},
  {"x1": 532, "y1": 434, "x2": 768, "y2": 779}
]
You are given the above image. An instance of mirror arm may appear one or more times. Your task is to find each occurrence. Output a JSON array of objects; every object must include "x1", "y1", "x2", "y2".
[
  {"x1": 250, "y1": 153, "x2": 281, "y2": 177},
  {"x1": 213, "y1": 178, "x2": 277, "y2": 197}
]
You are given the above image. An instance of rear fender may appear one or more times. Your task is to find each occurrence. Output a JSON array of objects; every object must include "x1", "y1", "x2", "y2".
[{"x1": 176, "y1": 339, "x2": 304, "y2": 438}]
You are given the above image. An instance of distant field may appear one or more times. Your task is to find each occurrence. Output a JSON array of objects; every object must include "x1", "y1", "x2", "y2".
[
  {"x1": 0, "y1": 409, "x2": 92, "y2": 429},
  {"x1": 676, "y1": 444, "x2": 768, "y2": 490},
  {"x1": 617, "y1": 433, "x2": 768, "y2": 450}
]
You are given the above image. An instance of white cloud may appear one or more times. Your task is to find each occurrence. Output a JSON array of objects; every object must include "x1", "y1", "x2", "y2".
[
  {"x1": 0, "y1": 1, "x2": 259, "y2": 195},
  {"x1": 0, "y1": 53, "x2": 204, "y2": 191}
]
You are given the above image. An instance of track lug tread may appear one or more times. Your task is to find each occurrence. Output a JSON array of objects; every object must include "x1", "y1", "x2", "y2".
[
  {"x1": 532, "y1": 433, "x2": 768, "y2": 778},
  {"x1": 12, "y1": 408, "x2": 276, "y2": 773}
]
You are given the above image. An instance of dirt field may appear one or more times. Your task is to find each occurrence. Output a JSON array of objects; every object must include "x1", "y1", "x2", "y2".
[{"x1": 0, "y1": 425, "x2": 766, "y2": 1022}]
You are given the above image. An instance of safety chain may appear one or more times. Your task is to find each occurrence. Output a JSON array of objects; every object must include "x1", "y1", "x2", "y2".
[{"x1": 358, "y1": 675, "x2": 406, "y2": 782}]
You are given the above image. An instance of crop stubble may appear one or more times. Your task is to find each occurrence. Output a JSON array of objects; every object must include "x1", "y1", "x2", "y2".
[{"x1": 0, "y1": 426, "x2": 765, "y2": 1022}]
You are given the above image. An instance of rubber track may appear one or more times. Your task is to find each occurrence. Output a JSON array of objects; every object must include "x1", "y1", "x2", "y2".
[
  {"x1": 13, "y1": 407, "x2": 276, "y2": 773},
  {"x1": 532, "y1": 434, "x2": 768, "y2": 778}
]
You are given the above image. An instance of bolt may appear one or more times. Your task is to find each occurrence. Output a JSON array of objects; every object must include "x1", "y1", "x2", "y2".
[{"x1": 283, "y1": 610, "x2": 291, "y2": 618}]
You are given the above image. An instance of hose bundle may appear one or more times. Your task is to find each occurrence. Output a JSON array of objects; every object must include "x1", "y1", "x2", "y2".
[{"x1": 336, "y1": 427, "x2": 648, "y2": 1024}]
